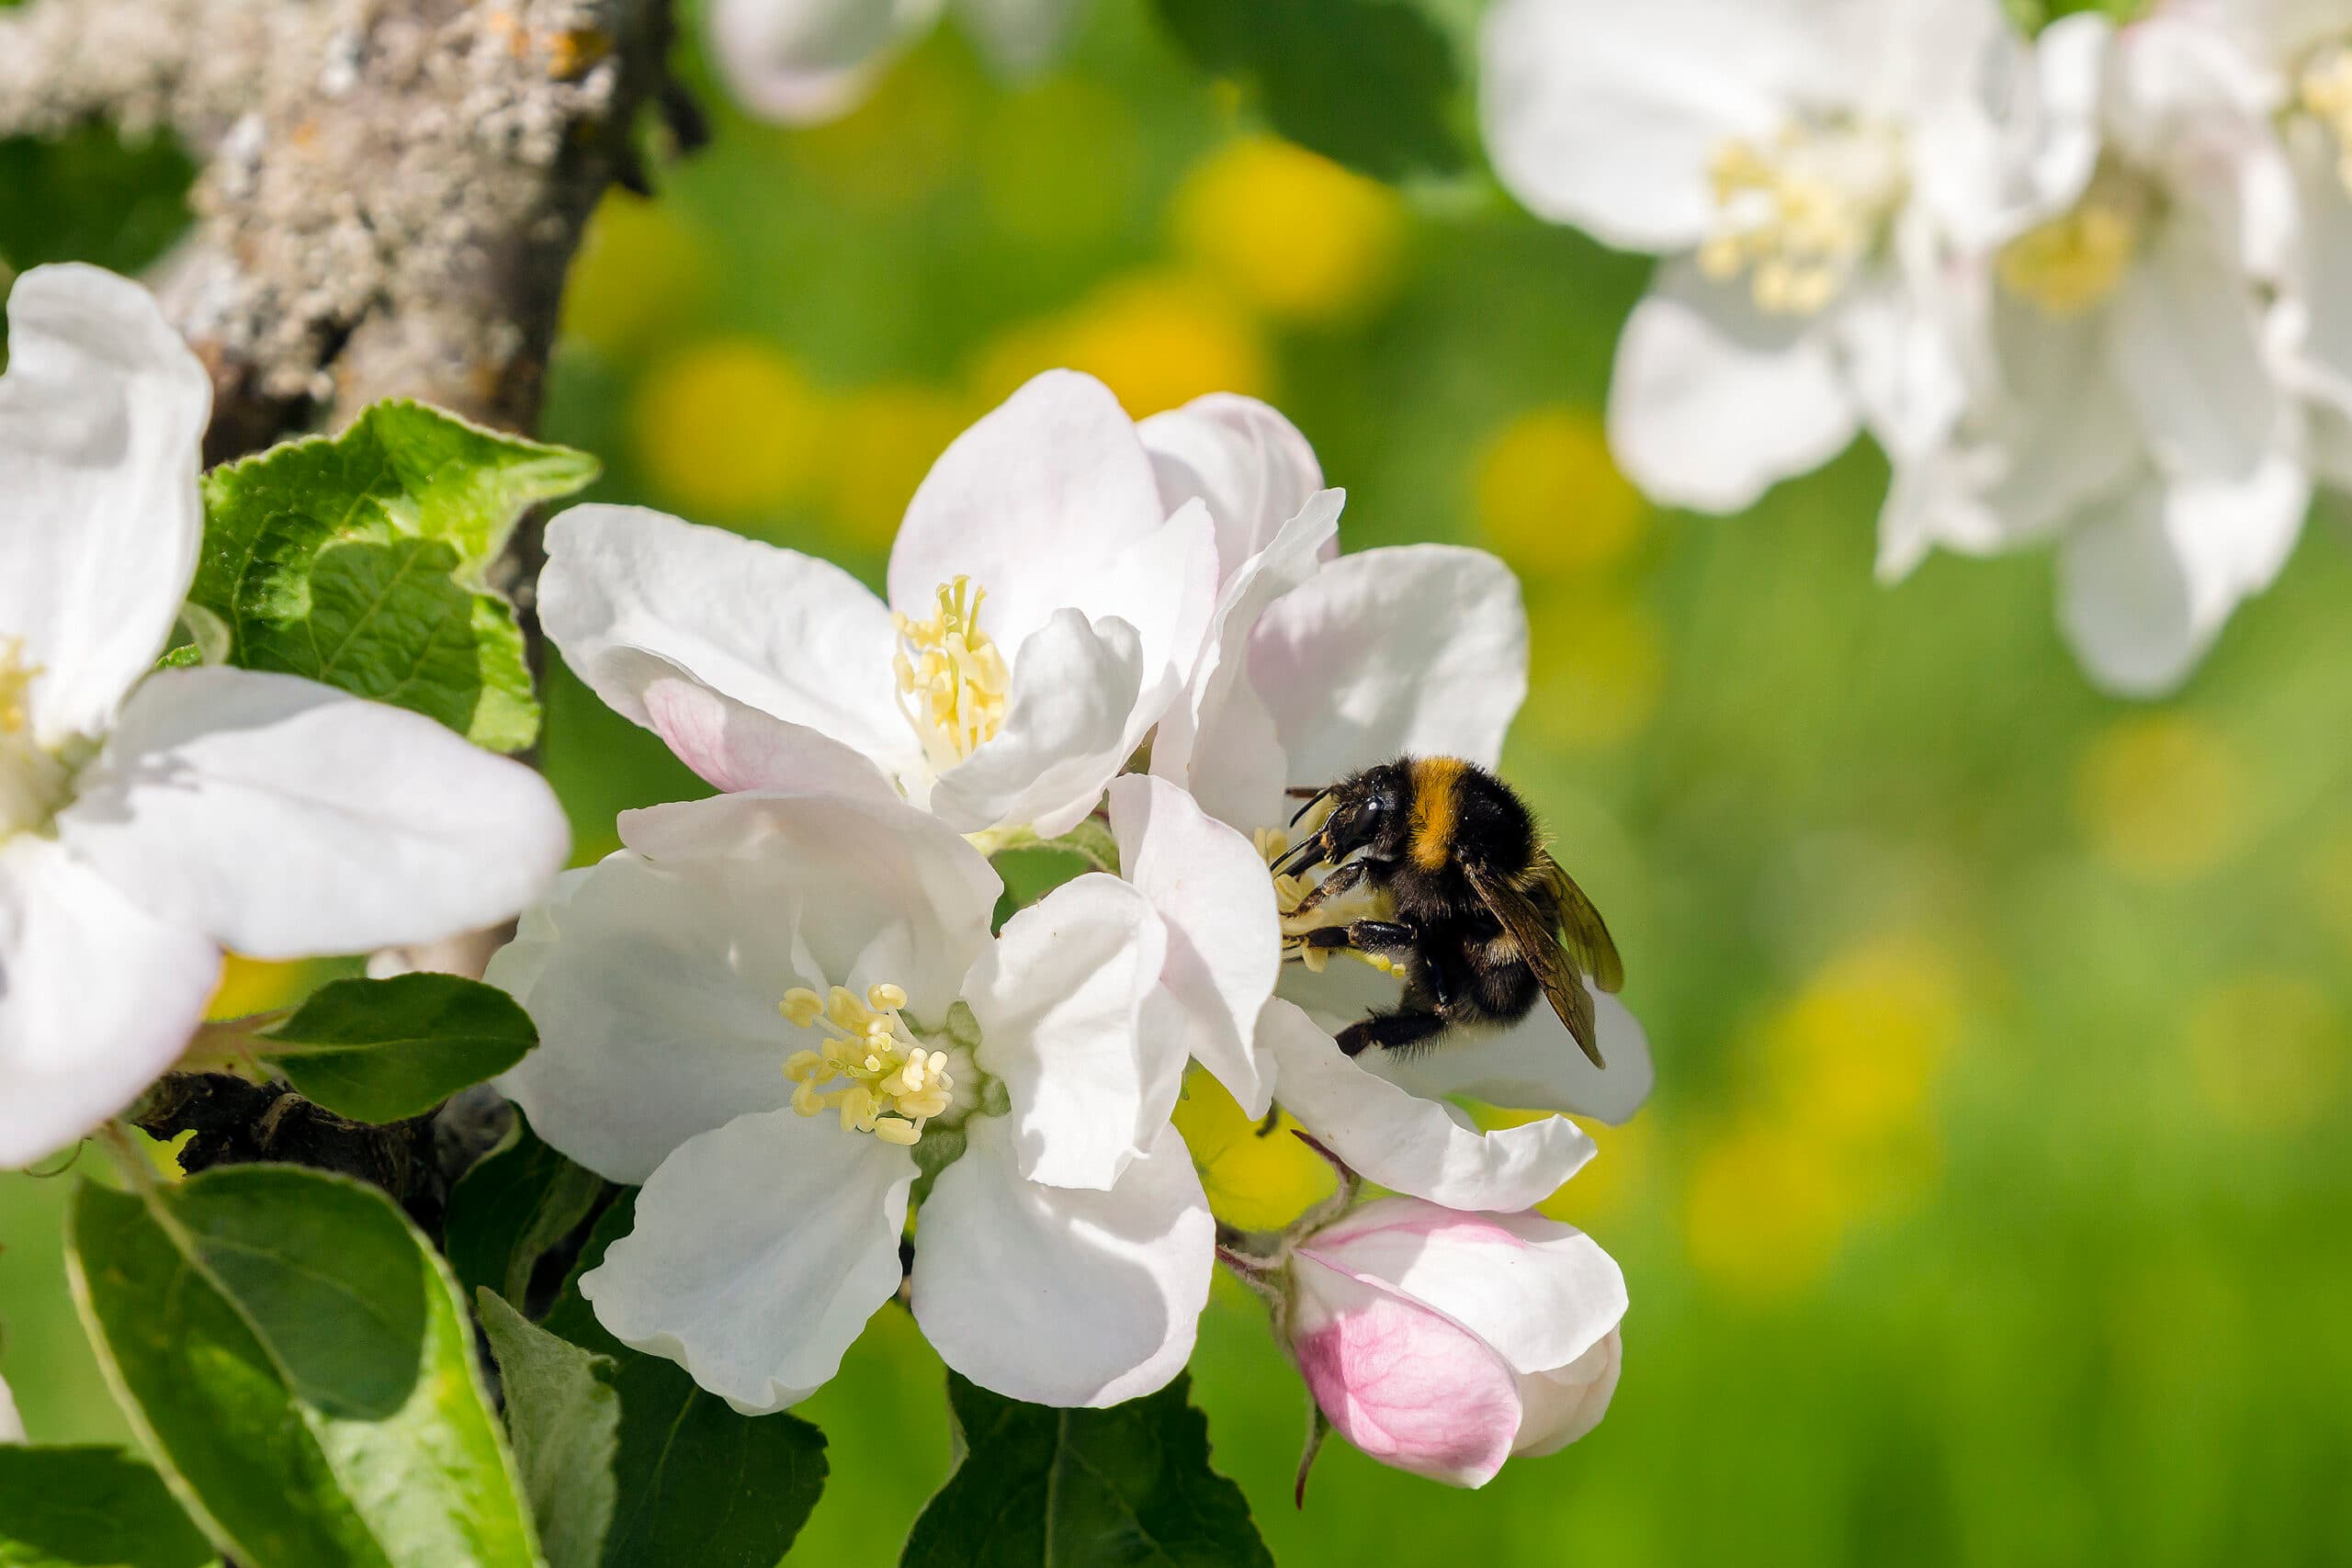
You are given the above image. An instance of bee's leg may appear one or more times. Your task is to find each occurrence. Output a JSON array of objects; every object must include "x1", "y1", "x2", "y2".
[
  {"x1": 1335, "y1": 1009, "x2": 1448, "y2": 1057},
  {"x1": 1295, "y1": 919, "x2": 1416, "y2": 956},
  {"x1": 1287, "y1": 858, "x2": 1370, "y2": 918}
]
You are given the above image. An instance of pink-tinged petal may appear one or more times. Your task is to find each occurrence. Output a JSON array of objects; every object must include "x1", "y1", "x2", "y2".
[
  {"x1": 582, "y1": 1109, "x2": 916, "y2": 1413},
  {"x1": 1512, "y1": 1329, "x2": 1624, "y2": 1457},
  {"x1": 0, "y1": 838, "x2": 220, "y2": 1169},
  {"x1": 965, "y1": 874, "x2": 1167, "y2": 1190},
  {"x1": 888, "y1": 370, "x2": 1168, "y2": 655},
  {"x1": 1302, "y1": 1197, "x2": 1627, "y2": 1376},
  {"x1": 927, "y1": 609, "x2": 1147, "y2": 838},
  {"x1": 57, "y1": 667, "x2": 568, "y2": 960},
  {"x1": 1137, "y1": 392, "x2": 1331, "y2": 583},
  {"x1": 1290, "y1": 1254, "x2": 1521, "y2": 1489},
  {"x1": 641, "y1": 671, "x2": 899, "y2": 804},
  {"x1": 540, "y1": 505, "x2": 922, "y2": 783},
  {"x1": 705, "y1": 0, "x2": 943, "y2": 124},
  {"x1": 1608, "y1": 259, "x2": 1860, "y2": 513},
  {"x1": 911, "y1": 1117, "x2": 1213, "y2": 1407},
  {"x1": 1153, "y1": 491, "x2": 1343, "y2": 827},
  {"x1": 1249, "y1": 546, "x2": 1527, "y2": 793},
  {"x1": 1108, "y1": 774, "x2": 1282, "y2": 1118},
  {"x1": 0, "y1": 265, "x2": 210, "y2": 745},
  {"x1": 1260, "y1": 999, "x2": 1596, "y2": 1212}
]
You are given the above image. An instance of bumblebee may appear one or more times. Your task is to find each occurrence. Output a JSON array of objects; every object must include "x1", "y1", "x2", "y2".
[{"x1": 1273, "y1": 757, "x2": 1623, "y2": 1066}]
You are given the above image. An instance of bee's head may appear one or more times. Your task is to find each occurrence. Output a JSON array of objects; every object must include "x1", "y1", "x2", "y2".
[{"x1": 1276, "y1": 761, "x2": 1411, "y2": 874}]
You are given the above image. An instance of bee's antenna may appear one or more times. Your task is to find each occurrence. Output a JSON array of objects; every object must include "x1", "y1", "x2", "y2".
[{"x1": 1286, "y1": 785, "x2": 1334, "y2": 827}]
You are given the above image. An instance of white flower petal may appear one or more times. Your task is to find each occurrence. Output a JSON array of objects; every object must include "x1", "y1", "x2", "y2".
[
  {"x1": 967, "y1": 872, "x2": 1168, "y2": 1189},
  {"x1": 0, "y1": 1371, "x2": 20, "y2": 1443},
  {"x1": 911, "y1": 1116, "x2": 1212, "y2": 1407},
  {"x1": 582, "y1": 1108, "x2": 915, "y2": 1414},
  {"x1": 1371, "y1": 991, "x2": 1655, "y2": 1126},
  {"x1": 1137, "y1": 392, "x2": 1330, "y2": 583},
  {"x1": 1300, "y1": 1198, "x2": 1627, "y2": 1377},
  {"x1": 955, "y1": 0, "x2": 1082, "y2": 74},
  {"x1": 1249, "y1": 545, "x2": 1527, "y2": 793},
  {"x1": 1060, "y1": 499, "x2": 1221, "y2": 730},
  {"x1": 1479, "y1": 0, "x2": 1796, "y2": 251},
  {"x1": 1260, "y1": 999, "x2": 1597, "y2": 1212},
  {"x1": 2110, "y1": 212, "x2": 2285, "y2": 482},
  {"x1": 57, "y1": 667, "x2": 567, "y2": 959},
  {"x1": 1108, "y1": 774, "x2": 1281, "y2": 1119},
  {"x1": 1512, "y1": 1328, "x2": 1624, "y2": 1457},
  {"x1": 1151, "y1": 490, "x2": 1343, "y2": 825},
  {"x1": 887, "y1": 370, "x2": 1168, "y2": 654},
  {"x1": 0, "y1": 837, "x2": 219, "y2": 1169},
  {"x1": 640, "y1": 671, "x2": 900, "y2": 804},
  {"x1": 1608, "y1": 259, "x2": 1860, "y2": 513},
  {"x1": 490, "y1": 851, "x2": 803, "y2": 1183},
  {"x1": 540, "y1": 504, "x2": 922, "y2": 782},
  {"x1": 705, "y1": 0, "x2": 944, "y2": 123},
  {"x1": 0, "y1": 265, "x2": 209, "y2": 745},
  {"x1": 927, "y1": 608, "x2": 1146, "y2": 838}
]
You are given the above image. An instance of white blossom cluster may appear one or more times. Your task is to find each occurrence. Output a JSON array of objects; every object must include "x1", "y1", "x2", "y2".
[
  {"x1": 496, "y1": 369, "x2": 1648, "y2": 1483},
  {"x1": 1483, "y1": 0, "x2": 2352, "y2": 694}
]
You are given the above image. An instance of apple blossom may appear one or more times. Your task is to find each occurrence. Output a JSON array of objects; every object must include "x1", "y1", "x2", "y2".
[
  {"x1": 0, "y1": 264, "x2": 571, "y2": 1169},
  {"x1": 490, "y1": 785, "x2": 1213, "y2": 1412},
  {"x1": 707, "y1": 0, "x2": 1080, "y2": 124},
  {"x1": 1885, "y1": 11, "x2": 2313, "y2": 694},
  {"x1": 1481, "y1": 0, "x2": 2100, "y2": 516},
  {"x1": 1151, "y1": 502, "x2": 1653, "y2": 1209},
  {"x1": 0, "y1": 1372, "x2": 20, "y2": 1444},
  {"x1": 540, "y1": 370, "x2": 1231, "y2": 840},
  {"x1": 1238, "y1": 1194, "x2": 1625, "y2": 1490}
]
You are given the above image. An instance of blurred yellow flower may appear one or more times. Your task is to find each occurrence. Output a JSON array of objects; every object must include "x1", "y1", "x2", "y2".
[
  {"x1": 787, "y1": 49, "x2": 977, "y2": 212},
  {"x1": 1762, "y1": 936, "x2": 1961, "y2": 1146},
  {"x1": 2301, "y1": 819, "x2": 2352, "y2": 956},
  {"x1": 1535, "y1": 1113, "x2": 1649, "y2": 1229},
  {"x1": 1172, "y1": 1068, "x2": 1335, "y2": 1232},
  {"x1": 1171, "y1": 135, "x2": 1408, "y2": 327},
  {"x1": 1474, "y1": 407, "x2": 1648, "y2": 576},
  {"x1": 1682, "y1": 1116, "x2": 1850, "y2": 1301},
  {"x1": 2184, "y1": 973, "x2": 2344, "y2": 1133},
  {"x1": 972, "y1": 272, "x2": 1272, "y2": 417},
  {"x1": 205, "y1": 954, "x2": 315, "y2": 1021},
  {"x1": 630, "y1": 338, "x2": 829, "y2": 517},
  {"x1": 2074, "y1": 714, "x2": 2251, "y2": 883},
  {"x1": 1521, "y1": 589, "x2": 1666, "y2": 750},
  {"x1": 559, "y1": 193, "x2": 711, "y2": 357},
  {"x1": 980, "y1": 80, "x2": 1142, "y2": 248},
  {"x1": 822, "y1": 383, "x2": 973, "y2": 551}
]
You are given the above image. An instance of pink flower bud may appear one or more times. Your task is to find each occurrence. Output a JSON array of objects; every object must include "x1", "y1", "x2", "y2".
[{"x1": 1285, "y1": 1196, "x2": 1626, "y2": 1488}]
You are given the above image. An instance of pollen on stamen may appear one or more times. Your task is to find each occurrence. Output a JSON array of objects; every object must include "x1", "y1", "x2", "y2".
[
  {"x1": 894, "y1": 576, "x2": 1012, "y2": 770},
  {"x1": 0, "y1": 637, "x2": 40, "y2": 737},
  {"x1": 779, "y1": 976, "x2": 964, "y2": 1144}
]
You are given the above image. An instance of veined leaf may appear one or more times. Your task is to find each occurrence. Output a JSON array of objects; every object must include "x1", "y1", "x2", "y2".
[
  {"x1": 261, "y1": 974, "x2": 537, "y2": 1124},
  {"x1": 446, "y1": 1111, "x2": 606, "y2": 1310},
  {"x1": 479, "y1": 1292, "x2": 619, "y2": 1568},
  {"x1": 0, "y1": 1444, "x2": 215, "y2": 1568},
  {"x1": 193, "y1": 400, "x2": 598, "y2": 751},
  {"x1": 65, "y1": 1166, "x2": 540, "y2": 1568}
]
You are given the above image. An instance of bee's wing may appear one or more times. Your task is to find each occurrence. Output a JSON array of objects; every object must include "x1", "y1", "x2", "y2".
[
  {"x1": 1541, "y1": 853, "x2": 1624, "y2": 995},
  {"x1": 1468, "y1": 863, "x2": 1605, "y2": 1067}
]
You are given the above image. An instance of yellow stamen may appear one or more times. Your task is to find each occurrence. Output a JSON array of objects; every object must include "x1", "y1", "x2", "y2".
[
  {"x1": 1998, "y1": 196, "x2": 2140, "y2": 317},
  {"x1": 1698, "y1": 123, "x2": 1902, "y2": 317},
  {"x1": 779, "y1": 977, "x2": 961, "y2": 1145},
  {"x1": 0, "y1": 637, "x2": 39, "y2": 738},
  {"x1": 2303, "y1": 46, "x2": 2352, "y2": 192},
  {"x1": 894, "y1": 577, "x2": 1012, "y2": 770},
  {"x1": 1255, "y1": 824, "x2": 1408, "y2": 979}
]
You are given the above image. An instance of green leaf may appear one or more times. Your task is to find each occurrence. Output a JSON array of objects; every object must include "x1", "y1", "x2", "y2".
[
  {"x1": 260, "y1": 974, "x2": 538, "y2": 1124},
  {"x1": 546, "y1": 1196, "x2": 830, "y2": 1567},
  {"x1": 0, "y1": 124, "x2": 196, "y2": 277},
  {"x1": 0, "y1": 1445, "x2": 215, "y2": 1568},
  {"x1": 446, "y1": 1111, "x2": 606, "y2": 1309},
  {"x1": 65, "y1": 1166, "x2": 540, "y2": 1568},
  {"x1": 901, "y1": 1372, "x2": 1272, "y2": 1568},
  {"x1": 193, "y1": 399, "x2": 599, "y2": 751},
  {"x1": 1151, "y1": 0, "x2": 1467, "y2": 182},
  {"x1": 478, "y1": 1292, "x2": 619, "y2": 1568}
]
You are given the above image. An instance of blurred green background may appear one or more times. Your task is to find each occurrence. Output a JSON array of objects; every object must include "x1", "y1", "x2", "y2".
[{"x1": 7, "y1": 2, "x2": 2352, "y2": 1563}]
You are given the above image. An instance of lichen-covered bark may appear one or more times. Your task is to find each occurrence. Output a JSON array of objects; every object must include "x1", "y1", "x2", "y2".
[{"x1": 0, "y1": 0, "x2": 680, "y2": 458}]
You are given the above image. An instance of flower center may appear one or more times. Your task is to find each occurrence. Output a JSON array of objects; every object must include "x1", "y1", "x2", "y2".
[
  {"x1": 893, "y1": 577, "x2": 1011, "y2": 772},
  {"x1": 1997, "y1": 163, "x2": 2147, "y2": 317},
  {"x1": 2301, "y1": 43, "x2": 2352, "y2": 192},
  {"x1": 781, "y1": 981, "x2": 973, "y2": 1145},
  {"x1": 1255, "y1": 824, "x2": 1406, "y2": 980},
  {"x1": 1697, "y1": 119, "x2": 1905, "y2": 316},
  {"x1": 0, "y1": 637, "x2": 68, "y2": 840}
]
